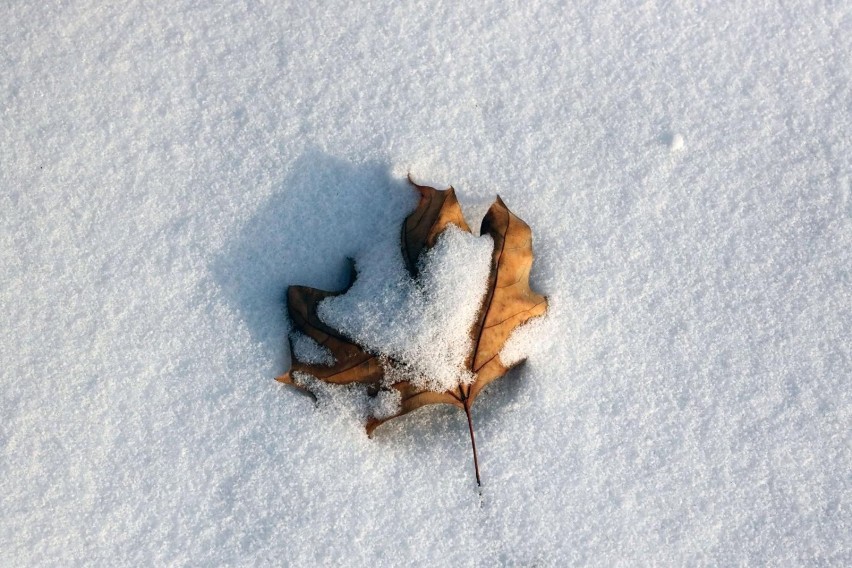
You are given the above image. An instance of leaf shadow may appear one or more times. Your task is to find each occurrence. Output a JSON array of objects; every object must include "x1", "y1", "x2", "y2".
[
  {"x1": 476, "y1": 361, "x2": 529, "y2": 417},
  {"x1": 211, "y1": 149, "x2": 415, "y2": 372}
]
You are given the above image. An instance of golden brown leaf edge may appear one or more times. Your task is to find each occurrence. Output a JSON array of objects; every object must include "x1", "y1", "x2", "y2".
[{"x1": 276, "y1": 175, "x2": 548, "y2": 485}]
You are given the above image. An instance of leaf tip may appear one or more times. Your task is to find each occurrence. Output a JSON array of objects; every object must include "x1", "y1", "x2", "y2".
[
  {"x1": 365, "y1": 417, "x2": 382, "y2": 438},
  {"x1": 277, "y1": 371, "x2": 319, "y2": 401}
]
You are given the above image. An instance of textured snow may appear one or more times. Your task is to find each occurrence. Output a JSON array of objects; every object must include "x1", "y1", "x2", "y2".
[
  {"x1": 2, "y1": 1, "x2": 851, "y2": 566},
  {"x1": 319, "y1": 224, "x2": 494, "y2": 393},
  {"x1": 669, "y1": 133, "x2": 685, "y2": 152},
  {"x1": 290, "y1": 332, "x2": 334, "y2": 366}
]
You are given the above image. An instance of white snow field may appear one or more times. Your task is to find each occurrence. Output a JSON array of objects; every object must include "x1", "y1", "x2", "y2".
[{"x1": 2, "y1": 1, "x2": 850, "y2": 565}]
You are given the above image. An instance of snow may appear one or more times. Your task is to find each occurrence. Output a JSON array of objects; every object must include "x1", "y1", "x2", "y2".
[
  {"x1": 290, "y1": 331, "x2": 334, "y2": 366},
  {"x1": 669, "y1": 133, "x2": 685, "y2": 152},
  {"x1": 319, "y1": 223, "x2": 494, "y2": 393},
  {"x1": 2, "y1": 1, "x2": 850, "y2": 566}
]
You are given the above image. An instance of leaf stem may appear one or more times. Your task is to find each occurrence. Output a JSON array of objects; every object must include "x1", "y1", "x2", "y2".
[{"x1": 463, "y1": 398, "x2": 481, "y2": 486}]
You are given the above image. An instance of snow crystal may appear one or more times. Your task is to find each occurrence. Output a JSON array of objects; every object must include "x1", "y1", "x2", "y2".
[
  {"x1": 670, "y1": 132, "x2": 685, "y2": 152},
  {"x1": 368, "y1": 387, "x2": 403, "y2": 420},
  {"x1": 290, "y1": 371, "x2": 370, "y2": 423},
  {"x1": 499, "y1": 312, "x2": 553, "y2": 368},
  {"x1": 319, "y1": 224, "x2": 494, "y2": 393},
  {"x1": 290, "y1": 332, "x2": 334, "y2": 366}
]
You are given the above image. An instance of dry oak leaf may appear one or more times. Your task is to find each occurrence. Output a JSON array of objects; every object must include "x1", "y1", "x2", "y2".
[{"x1": 277, "y1": 176, "x2": 547, "y2": 485}]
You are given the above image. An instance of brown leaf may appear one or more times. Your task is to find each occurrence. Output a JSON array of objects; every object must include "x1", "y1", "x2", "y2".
[
  {"x1": 366, "y1": 381, "x2": 462, "y2": 437},
  {"x1": 401, "y1": 174, "x2": 471, "y2": 276},
  {"x1": 278, "y1": 176, "x2": 547, "y2": 485},
  {"x1": 466, "y1": 196, "x2": 548, "y2": 404},
  {"x1": 276, "y1": 263, "x2": 383, "y2": 390}
]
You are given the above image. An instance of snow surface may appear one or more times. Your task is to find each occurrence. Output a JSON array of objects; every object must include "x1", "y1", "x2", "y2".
[{"x1": 2, "y1": 1, "x2": 851, "y2": 566}]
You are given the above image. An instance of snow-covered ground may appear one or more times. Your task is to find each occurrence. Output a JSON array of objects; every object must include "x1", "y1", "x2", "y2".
[{"x1": 2, "y1": 1, "x2": 850, "y2": 565}]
